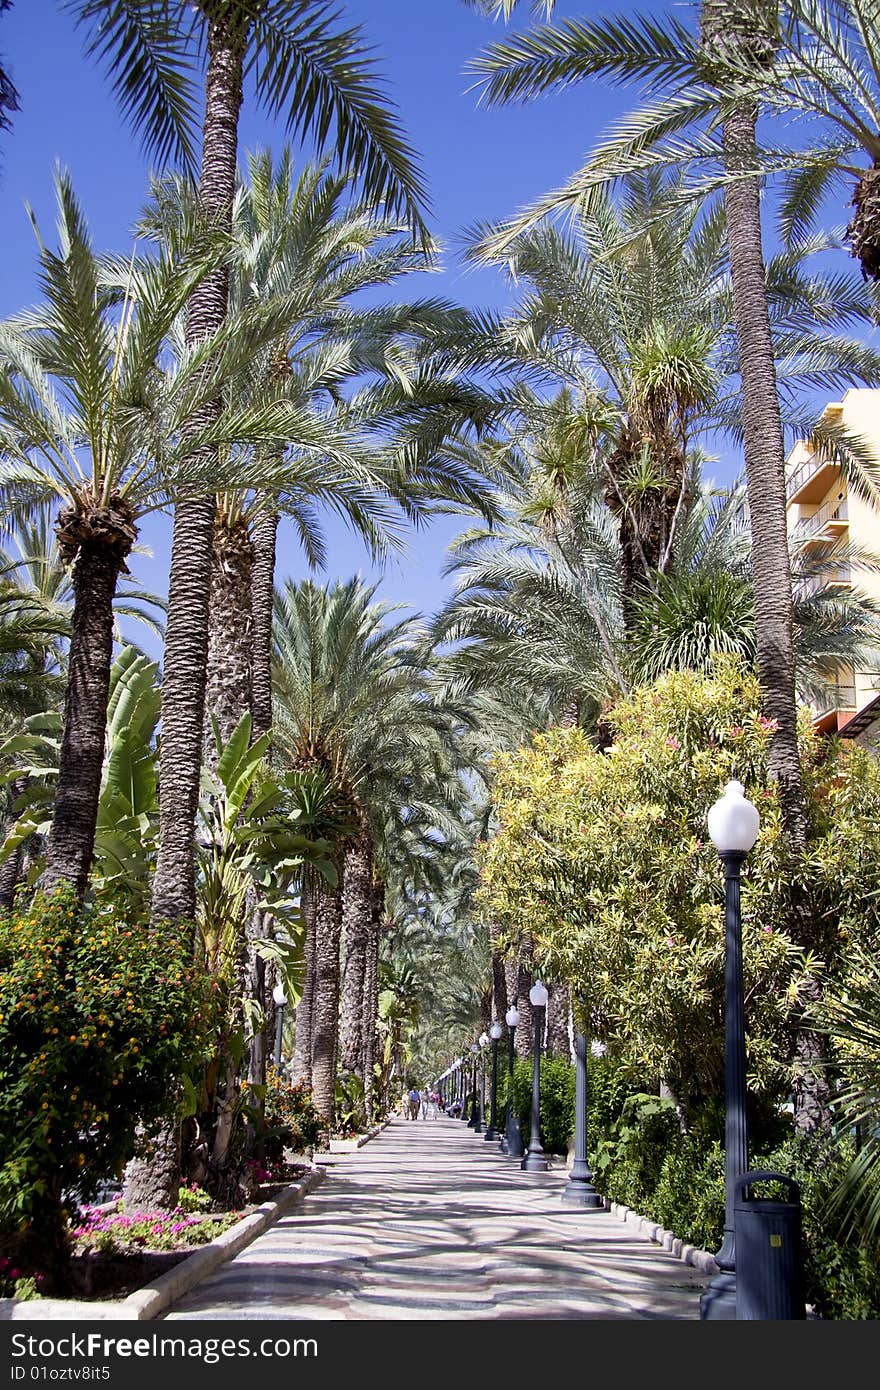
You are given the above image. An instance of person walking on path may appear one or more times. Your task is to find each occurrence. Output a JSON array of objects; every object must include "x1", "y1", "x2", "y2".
[
  {"x1": 428, "y1": 1090, "x2": 439, "y2": 1120},
  {"x1": 407, "y1": 1087, "x2": 420, "y2": 1120},
  {"x1": 419, "y1": 1087, "x2": 430, "y2": 1120}
]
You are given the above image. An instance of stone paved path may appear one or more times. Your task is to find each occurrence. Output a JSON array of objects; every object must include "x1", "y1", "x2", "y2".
[{"x1": 163, "y1": 1117, "x2": 708, "y2": 1320}]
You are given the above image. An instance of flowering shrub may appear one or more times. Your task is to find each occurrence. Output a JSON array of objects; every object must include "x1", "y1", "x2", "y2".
[
  {"x1": 479, "y1": 660, "x2": 880, "y2": 1124},
  {"x1": 71, "y1": 1202, "x2": 242, "y2": 1256},
  {"x1": 263, "y1": 1068, "x2": 322, "y2": 1158},
  {"x1": 0, "y1": 887, "x2": 216, "y2": 1286}
]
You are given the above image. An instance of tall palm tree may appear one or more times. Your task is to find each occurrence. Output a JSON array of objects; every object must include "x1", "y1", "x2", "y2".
[
  {"x1": 67, "y1": 0, "x2": 430, "y2": 925},
  {"x1": 466, "y1": 0, "x2": 880, "y2": 855},
  {"x1": 272, "y1": 577, "x2": 479, "y2": 1123},
  {"x1": 0, "y1": 173, "x2": 291, "y2": 896}
]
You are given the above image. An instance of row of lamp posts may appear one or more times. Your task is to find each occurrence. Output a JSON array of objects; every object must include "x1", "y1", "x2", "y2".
[{"x1": 434, "y1": 780, "x2": 801, "y2": 1318}]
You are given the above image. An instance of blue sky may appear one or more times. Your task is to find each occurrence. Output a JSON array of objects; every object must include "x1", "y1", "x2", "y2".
[{"x1": 0, "y1": 0, "x2": 761, "y2": 661}]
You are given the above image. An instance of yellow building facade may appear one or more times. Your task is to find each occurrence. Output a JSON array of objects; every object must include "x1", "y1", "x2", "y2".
[{"x1": 785, "y1": 387, "x2": 880, "y2": 734}]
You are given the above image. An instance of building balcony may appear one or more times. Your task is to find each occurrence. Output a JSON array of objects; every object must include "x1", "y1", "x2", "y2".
[
  {"x1": 792, "y1": 498, "x2": 848, "y2": 548},
  {"x1": 785, "y1": 451, "x2": 841, "y2": 505}
]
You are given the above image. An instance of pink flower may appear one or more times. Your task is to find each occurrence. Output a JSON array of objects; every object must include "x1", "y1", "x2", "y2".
[
  {"x1": 763, "y1": 925, "x2": 773, "y2": 933},
  {"x1": 666, "y1": 936, "x2": 675, "y2": 947},
  {"x1": 665, "y1": 737, "x2": 681, "y2": 750}
]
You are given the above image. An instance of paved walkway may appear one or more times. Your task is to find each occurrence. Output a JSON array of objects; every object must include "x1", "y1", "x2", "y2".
[{"x1": 162, "y1": 1117, "x2": 708, "y2": 1320}]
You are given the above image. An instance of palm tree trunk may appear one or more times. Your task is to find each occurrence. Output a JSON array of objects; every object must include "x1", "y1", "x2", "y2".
[
  {"x1": 719, "y1": 98, "x2": 829, "y2": 1135},
  {"x1": 310, "y1": 874, "x2": 343, "y2": 1126},
  {"x1": 122, "y1": 1123, "x2": 181, "y2": 1214},
  {"x1": 361, "y1": 881, "x2": 383, "y2": 1122},
  {"x1": 721, "y1": 106, "x2": 806, "y2": 844},
  {"x1": 151, "y1": 12, "x2": 246, "y2": 925},
  {"x1": 515, "y1": 934, "x2": 534, "y2": 1058},
  {"x1": 0, "y1": 777, "x2": 26, "y2": 909},
  {"x1": 546, "y1": 981, "x2": 571, "y2": 1059},
  {"x1": 339, "y1": 829, "x2": 372, "y2": 1077},
  {"x1": 250, "y1": 504, "x2": 279, "y2": 742},
  {"x1": 204, "y1": 513, "x2": 254, "y2": 761},
  {"x1": 488, "y1": 920, "x2": 508, "y2": 1024},
  {"x1": 701, "y1": 0, "x2": 829, "y2": 1134},
  {"x1": 290, "y1": 881, "x2": 316, "y2": 1086},
  {"x1": 44, "y1": 532, "x2": 129, "y2": 896}
]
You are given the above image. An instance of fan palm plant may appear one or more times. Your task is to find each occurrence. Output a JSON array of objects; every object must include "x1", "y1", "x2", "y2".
[
  {"x1": 0, "y1": 173, "x2": 335, "y2": 898},
  {"x1": 67, "y1": 0, "x2": 430, "y2": 926}
]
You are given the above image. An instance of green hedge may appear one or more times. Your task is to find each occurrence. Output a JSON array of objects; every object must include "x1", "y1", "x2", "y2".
[{"x1": 500, "y1": 1049, "x2": 879, "y2": 1318}]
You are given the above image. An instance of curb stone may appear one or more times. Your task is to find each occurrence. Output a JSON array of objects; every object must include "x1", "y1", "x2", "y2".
[
  {"x1": 606, "y1": 1200, "x2": 719, "y2": 1276},
  {"x1": 0, "y1": 1167, "x2": 325, "y2": 1322}
]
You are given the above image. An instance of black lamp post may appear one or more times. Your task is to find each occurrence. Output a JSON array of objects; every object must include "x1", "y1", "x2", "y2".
[
  {"x1": 468, "y1": 1043, "x2": 480, "y2": 1127},
  {"x1": 522, "y1": 980, "x2": 550, "y2": 1172},
  {"x1": 272, "y1": 982, "x2": 286, "y2": 1072},
  {"x1": 501, "y1": 1005, "x2": 524, "y2": 1158},
  {"x1": 485, "y1": 1021, "x2": 503, "y2": 1140},
  {"x1": 700, "y1": 779, "x2": 760, "y2": 1321},
  {"x1": 460, "y1": 1055, "x2": 470, "y2": 1121},
  {"x1": 563, "y1": 1030, "x2": 602, "y2": 1207}
]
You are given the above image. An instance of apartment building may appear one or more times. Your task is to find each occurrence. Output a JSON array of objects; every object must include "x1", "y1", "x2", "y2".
[{"x1": 784, "y1": 388, "x2": 880, "y2": 735}]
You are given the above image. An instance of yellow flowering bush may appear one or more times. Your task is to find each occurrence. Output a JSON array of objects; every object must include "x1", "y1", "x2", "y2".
[
  {"x1": 0, "y1": 886, "x2": 216, "y2": 1287},
  {"x1": 479, "y1": 659, "x2": 880, "y2": 1128}
]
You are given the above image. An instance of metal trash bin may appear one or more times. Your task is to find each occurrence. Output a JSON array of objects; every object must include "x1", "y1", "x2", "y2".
[{"x1": 734, "y1": 1169, "x2": 806, "y2": 1320}]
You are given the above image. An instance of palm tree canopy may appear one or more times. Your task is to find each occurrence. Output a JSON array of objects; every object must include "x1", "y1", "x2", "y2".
[{"x1": 65, "y1": 0, "x2": 429, "y2": 238}]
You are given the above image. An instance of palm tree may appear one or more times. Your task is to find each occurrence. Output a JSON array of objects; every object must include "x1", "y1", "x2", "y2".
[
  {"x1": 67, "y1": 0, "x2": 430, "y2": 926},
  {"x1": 464, "y1": 0, "x2": 880, "y2": 854},
  {"x1": 0, "y1": 177, "x2": 214, "y2": 893},
  {"x1": 272, "y1": 577, "x2": 480, "y2": 1124},
  {"x1": 0, "y1": 0, "x2": 17, "y2": 146},
  {"x1": 0, "y1": 173, "x2": 320, "y2": 898}
]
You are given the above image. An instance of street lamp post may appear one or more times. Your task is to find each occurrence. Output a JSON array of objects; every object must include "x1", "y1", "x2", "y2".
[
  {"x1": 460, "y1": 1055, "x2": 470, "y2": 1121},
  {"x1": 501, "y1": 1005, "x2": 524, "y2": 1158},
  {"x1": 522, "y1": 981, "x2": 550, "y2": 1172},
  {"x1": 700, "y1": 779, "x2": 760, "y2": 1321},
  {"x1": 468, "y1": 1043, "x2": 480, "y2": 1127},
  {"x1": 485, "y1": 1021, "x2": 503, "y2": 1140},
  {"x1": 272, "y1": 982, "x2": 287, "y2": 1073},
  {"x1": 562, "y1": 1029, "x2": 602, "y2": 1208}
]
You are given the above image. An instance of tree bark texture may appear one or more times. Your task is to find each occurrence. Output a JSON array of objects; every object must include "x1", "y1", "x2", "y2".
[
  {"x1": 290, "y1": 883, "x2": 316, "y2": 1087},
  {"x1": 44, "y1": 535, "x2": 129, "y2": 896},
  {"x1": 488, "y1": 920, "x2": 508, "y2": 1025},
  {"x1": 714, "y1": 64, "x2": 827, "y2": 1130},
  {"x1": 721, "y1": 107, "x2": 807, "y2": 845},
  {"x1": 122, "y1": 1123, "x2": 181, "y2": 1213},
  {"x1": 204, "y1": 513, "x2": 254, "y2": 763},
  {"x1": 310, "y1": 876, "x2": 343, "y2": 1125},
  {"x1": 0, "y1": 778, "x2": 26, "y2": 908},
  {"x1": 361, "y1": 882, "x2": 383, "y2": 1123},
  {"x1": 152, "y1": 13, "x2": 246, "y2": 924},
  {"x1": 515, "y1": 934, "x2": 534, "y2": 1058},
  {"x1": 339, "y1": 830, "x2": 372, "y2": 1078},
  {"x1": 546, "y1": 981, "x2": 572, "y2": 1059},
  {"x1": 250, "y1": 503, "x2": 279, "y2": 743}
]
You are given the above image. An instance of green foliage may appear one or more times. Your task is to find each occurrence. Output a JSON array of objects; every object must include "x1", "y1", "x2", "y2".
[
  {"x1": 590, "y1": 1102, "x2": 880, "y2": 1319},
  {"x1": 263, "y1": 1067, "x2": 322, "y2": 1159},
  {"x1": 480, "y1": 660, "x2": 880, "y2": 1125},
  {"x1": 176, "y1": 1183, "x2": 211, "y2": 1214},
  {"x1": 334, "y1": 1073, "x2": 367, "y2": 1138},
  {"x1": 0, "y1": 887, "x2": 214, "y2": 1277},
  {"x1": 593, "y1": 1091, "x2": 681, "y2": 1212}
]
